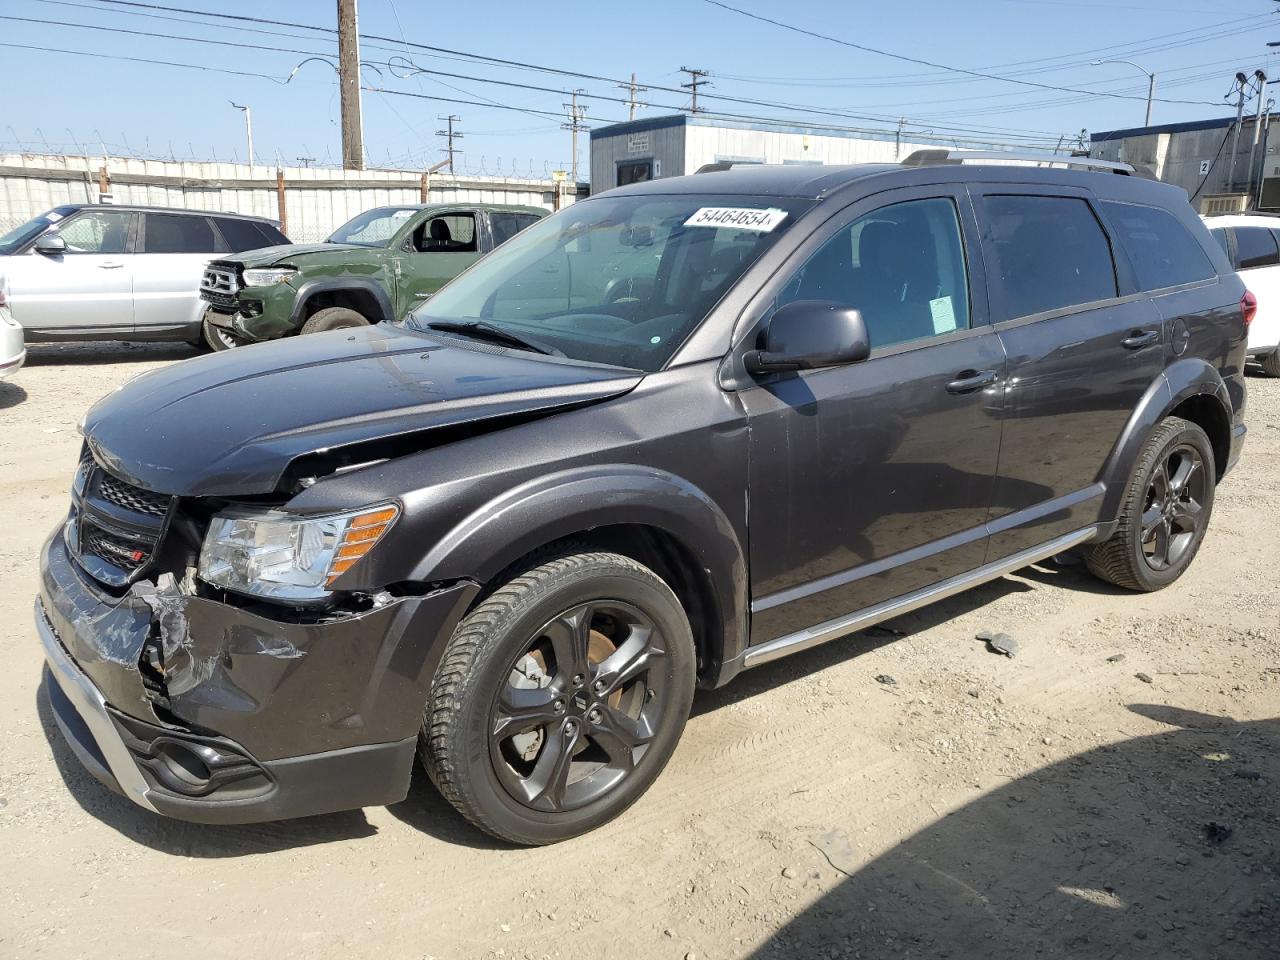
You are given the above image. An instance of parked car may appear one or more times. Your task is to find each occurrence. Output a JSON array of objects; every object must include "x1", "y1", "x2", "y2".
[
  {"x1": 0, "y1": 205, "x2": 287, "y2": 346},
  {"x1": 39, "y1": 154, "x2": 1248, "y2": 845},
  {"x1": 0, "y1": 274, "x2": 23, "y2": 379},
  {"x1": 198, "y1": 203, "x2": 546, "y2": 350},
  {"x1": 1202, "y1": 213, "x2": 1279, "y2": 376}
]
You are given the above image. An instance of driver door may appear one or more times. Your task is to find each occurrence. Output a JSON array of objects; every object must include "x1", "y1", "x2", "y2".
[{"x1": 394, "y1": 211, "x2": 482, "y2": 318}]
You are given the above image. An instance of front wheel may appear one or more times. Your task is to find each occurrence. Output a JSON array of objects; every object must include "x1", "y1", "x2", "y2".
[
  {"x1": 1085, "y1": 416, "x2": 1215, "y2": 592},
  {"x1": 423, "y1": 549, "x2": 696, "y2": 845},
  {"x1": 202, "y1": 313, "x2": 244, "y2": 351},
  {"x1": 300, "y1": 306, "x2": 368, "y2": 335}
]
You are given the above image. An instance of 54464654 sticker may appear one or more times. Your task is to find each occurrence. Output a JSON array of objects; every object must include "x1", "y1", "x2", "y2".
[{"x1": 683, "y1": 207, "x2": 788, "y2": 232}]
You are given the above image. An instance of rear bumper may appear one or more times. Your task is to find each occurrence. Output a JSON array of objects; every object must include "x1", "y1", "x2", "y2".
[{"x1": 0, "y1": 347, "x2": 24, "y2": 379}]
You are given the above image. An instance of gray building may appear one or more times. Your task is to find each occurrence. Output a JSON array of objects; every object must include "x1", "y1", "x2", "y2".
[
  {"x1": 589, "y1": 115, "x2": 952, "y2": 194},
  {"x1": 1090, "y1": 116, "x2": 1278, "y2": 214}
]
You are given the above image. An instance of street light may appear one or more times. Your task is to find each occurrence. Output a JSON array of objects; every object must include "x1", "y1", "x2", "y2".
[
  {"x1": 1092, "y1": 59, "x2": 1156, "y2": 127},
  {"x1": 229, "y1": 101, "x2": 254, "y2": 168}
]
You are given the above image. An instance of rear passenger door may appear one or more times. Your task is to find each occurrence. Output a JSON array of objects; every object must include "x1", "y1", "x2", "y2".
[
  {"x1": 1229, "y1": 225, "x2": 1280, "y2": 352},
  {"x1": 977, "y1": 188, "x2": 1165, "y2": 560},
  {"x1": 134, "y1": 213, "x2": 226, "y2": 331}
]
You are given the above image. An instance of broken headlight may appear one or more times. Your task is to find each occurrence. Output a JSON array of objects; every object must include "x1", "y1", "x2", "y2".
[{"x1": 197, "y1": 504, "x2": 398, "y2": 602}]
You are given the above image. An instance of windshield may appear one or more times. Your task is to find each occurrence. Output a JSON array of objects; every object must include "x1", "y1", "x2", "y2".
[
  {"x1": 407, "y1": 193, "x2": 809, "y2": 371},
  {"x1": 0, "y1": 206, "x2": 78, "y2": 255},
  {"x1": 327, "y1": 206, "x2": 418, "y2": 246}
]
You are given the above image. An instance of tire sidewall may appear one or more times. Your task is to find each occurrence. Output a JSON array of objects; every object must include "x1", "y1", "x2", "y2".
[
  {"x1": 201, "y1": 315, "x2": 239, "y2": 351},
  {"x1": 1125, "y1": 420, "x2": 1216, "y2": 591},
  {"x1": 450, "y1": 563, "x2": 695, "y2": 843},
  {"x1": 302, "y1": 306, "x2": 368, "y2": 334}
]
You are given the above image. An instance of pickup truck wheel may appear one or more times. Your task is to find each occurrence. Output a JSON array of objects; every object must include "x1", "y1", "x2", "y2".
[
  {"x1": 202, "y1": 314, "x2": 244, "y2": 351},
  {"x1": 422, "y1": 549, "x2": 695, "y2": 845},
  {"x1": 300, "y1": 306, "x2": 368, "y2": 334},
  {"x1": 1085, "y1": 416, "x2": 1215, "y2": 592},
  {"x1": 1260, "y1": 350, "x2": 1280, "y2": 378}
]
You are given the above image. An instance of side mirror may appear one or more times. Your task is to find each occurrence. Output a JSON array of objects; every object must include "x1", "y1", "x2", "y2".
[
  {"x1": 34, "y1": 234, "x2": 66, "y2": 255},
  {"x1": 744, "y1": 300, "x2": 870, "y2": 375}
]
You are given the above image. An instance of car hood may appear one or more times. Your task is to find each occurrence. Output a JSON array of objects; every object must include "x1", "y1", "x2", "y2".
[
  {"x1": 223, "y1": 242, "x2": 372, "y2": 268},
  {"x1": 83, "y1": 325, "x2": 643, "y2": 497}
]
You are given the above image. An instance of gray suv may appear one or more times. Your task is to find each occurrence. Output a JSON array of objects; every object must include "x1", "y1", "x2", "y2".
[{"x1": 37, "y1": 153, "x2": 1248, "y2": 845}]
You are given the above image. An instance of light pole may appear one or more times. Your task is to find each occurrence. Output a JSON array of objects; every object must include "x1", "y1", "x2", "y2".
[
  {"x1": 229, "y1": 101, "x2": 253, "y2": 167},
  {"x1": 1092, "y1": 59, "x2": 1156, "y2": 127}
]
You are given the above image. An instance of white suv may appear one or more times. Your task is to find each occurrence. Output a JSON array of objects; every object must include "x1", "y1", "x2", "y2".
[
  {"x1": 0, "y1": 205, "x2": 287, "y2": 345},
  {"x1": 1203, "y1": 213, "x2": 1280, "y2": 376}
]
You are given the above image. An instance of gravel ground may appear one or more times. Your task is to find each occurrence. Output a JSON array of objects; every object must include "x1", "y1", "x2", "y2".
[{"x1": 0, "y1": 341, "x2": 1277, "y2": 960}]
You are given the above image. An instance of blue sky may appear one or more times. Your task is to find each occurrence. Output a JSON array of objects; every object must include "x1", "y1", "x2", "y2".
[{"x1": 2, "y1": 0, "x2": 1277, "y2": 179}]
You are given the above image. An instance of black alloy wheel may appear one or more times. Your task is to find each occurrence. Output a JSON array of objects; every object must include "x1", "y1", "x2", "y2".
[{"x1": 1139, "y1": 443, "x2": 1207, "y2": 572}]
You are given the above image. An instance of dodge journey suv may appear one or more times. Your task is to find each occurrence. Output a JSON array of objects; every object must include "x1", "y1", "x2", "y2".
[{"x1": 38, "y1": 153, "x2": 1249, "y2": 845}]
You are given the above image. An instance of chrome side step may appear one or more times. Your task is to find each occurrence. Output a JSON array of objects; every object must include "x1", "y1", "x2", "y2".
[{"x1": 741, "y1": 527, "x2": 1099, "y2": 669}]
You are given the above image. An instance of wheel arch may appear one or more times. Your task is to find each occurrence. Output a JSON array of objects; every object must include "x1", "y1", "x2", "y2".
[
  {"x1": 291, "y1": 278, "x2": 394, "y2": 329},
  {"x1": 408, "y1": 465, "x2": 750, "y2": 689}
]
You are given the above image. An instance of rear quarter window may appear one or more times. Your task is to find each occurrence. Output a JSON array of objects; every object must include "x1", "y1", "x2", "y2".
[
  {"x1": 1100, "y1": 201, "x2": 1214, "y2": 291},
  {"x1": 1231, "y1": 226, "x2": 1280, "y2": 270}
]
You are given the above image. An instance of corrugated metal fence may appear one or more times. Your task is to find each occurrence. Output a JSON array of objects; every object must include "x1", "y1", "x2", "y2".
[{"x1": 0, "y1": 154, "x2": 584, "y2": 242}]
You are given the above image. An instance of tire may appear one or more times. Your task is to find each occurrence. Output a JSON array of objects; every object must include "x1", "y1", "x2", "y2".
[
  {"x1": 202, "y1": 313, "x2": 243, "y2": 352},
  {"x1": 1260, "y1": 351, "x2": 1280, "y2": 378},
  {"x1": 423, "y1": 549, "x2": 696, "y2": 845},
  {"x1": 300, "y1": 306, "x2": 368, "y2": 335},
  {"x1": 1085, "y1": 416, "x2": 1216, "y2": 592}
]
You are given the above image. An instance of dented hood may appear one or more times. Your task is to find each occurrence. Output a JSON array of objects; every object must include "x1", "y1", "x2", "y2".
[{"x1": 83, "y1": 324, "x2": 641, "y2": 496}]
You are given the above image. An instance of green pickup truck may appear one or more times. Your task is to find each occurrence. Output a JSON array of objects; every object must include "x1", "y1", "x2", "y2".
[{"x1": 198, "y1": 203, "x2": 546, "y2": 349}]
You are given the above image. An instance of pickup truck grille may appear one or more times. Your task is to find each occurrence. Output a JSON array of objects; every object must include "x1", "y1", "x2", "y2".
[
  {"x1": 200, "y1": 263, "x2": 240, "y2": 310},
  {"x1": 70, "y1": 449, "x2": 174, "y2": 588}
]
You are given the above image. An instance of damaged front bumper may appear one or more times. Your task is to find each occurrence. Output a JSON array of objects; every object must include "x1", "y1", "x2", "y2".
[{"x1": 38, "y1": 530, "x2": 478, "y2": 824}]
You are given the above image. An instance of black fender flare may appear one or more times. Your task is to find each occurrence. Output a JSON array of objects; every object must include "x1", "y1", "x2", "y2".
[
  {"x1": 289, "y1": 277, "x2": 395, "y2": 329},
  {"x1": 409, "y1": 464, "x2": 750, "y2": 686},
  {"x1": 1098, "y1": 357, "x2": 1232, "y2": 522}
]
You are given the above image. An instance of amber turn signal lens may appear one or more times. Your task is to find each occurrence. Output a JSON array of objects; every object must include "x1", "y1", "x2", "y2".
[{"x1": 324, "y1": 504, "x2": 399, "y2": 586}]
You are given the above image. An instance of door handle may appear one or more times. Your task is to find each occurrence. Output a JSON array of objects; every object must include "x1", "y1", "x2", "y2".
[
  {"x1": 1121, "y1": 329, "x2": 1159, "y2": 350},
  {"x1": 946, "y1": 369, "x2": 999, "y2": 394},
  {"x1": 98, "y1": 261, "x2": 124, "y2": 269}
]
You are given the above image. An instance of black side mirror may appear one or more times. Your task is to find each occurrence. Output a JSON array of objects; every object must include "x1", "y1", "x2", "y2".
[
  {"x1": 34, "y1": 233, "x2": 67, "y2": 255},
  {"x1": 744, "y1": 300, "x2": 871, "y2": 375}
]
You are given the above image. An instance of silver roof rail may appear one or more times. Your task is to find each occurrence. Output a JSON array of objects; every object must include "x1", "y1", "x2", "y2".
[{"x1": 901, "y1": 149, "x2": 1137, "y2": 176}]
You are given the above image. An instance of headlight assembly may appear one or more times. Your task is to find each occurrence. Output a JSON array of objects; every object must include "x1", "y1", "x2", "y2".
[
  {"x1": 198, "y1": 504, "x2": 399, "y2": 602},
  {"x1": 242, "y1": 267, "x2": 297, "y2": 287}
]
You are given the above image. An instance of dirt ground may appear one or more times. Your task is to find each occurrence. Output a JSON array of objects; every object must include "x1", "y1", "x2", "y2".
[{"x1": 0, "y1": 341, "x2": 1277, "y2": 960}]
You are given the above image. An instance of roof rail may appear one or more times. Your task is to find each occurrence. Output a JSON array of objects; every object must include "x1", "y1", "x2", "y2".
[{"x1": 901, "y1": 149, "x2": 1137, "y2": 176}]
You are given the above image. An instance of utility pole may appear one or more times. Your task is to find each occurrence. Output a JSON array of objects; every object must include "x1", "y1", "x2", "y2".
[
  {"x1": 1228, "y1": 72, "x2": 1249, "y2": 191},
  {"x1": 680, "y1": 66, "x2": 710, "y2": 114},
  {"x1": 229, "y1": 101, "x2": 253, "y2": 167},
  {"x1": 435, "y1": 115, "x2": 462, "y2": 173},
  {"x1": 895, "y1": 117, "x2": 906, "y2": 159},
  {"x1": 619, "y1": 72, "x2": 647, "y2": 121},
  {"x1": 1247, "y1": 70, "x2": 1269, "y2": 200},
  {"x1": 561, "y1": 90, "x2": 588, "y2": 183},
  {"x1": 337, "y1": 0, "x2": 364, "y2": 170}
]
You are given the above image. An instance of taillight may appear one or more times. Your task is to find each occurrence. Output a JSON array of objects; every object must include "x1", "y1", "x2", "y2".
[{"x1": 1242, "y1": 290, "x2": 1257, "y2": 329}]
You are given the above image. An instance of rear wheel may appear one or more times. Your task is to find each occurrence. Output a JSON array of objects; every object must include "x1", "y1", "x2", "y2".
[
  {"x1": 300, "y1": 306, "x2": 368, "y2": 335},
  {"x1": 1260, "y1": 351, "x2": 1280, "y2": 378},
  {"x1": 423, "y1": 549, "x2": 695, "y2": 845},
  {"x1": 1085, "y1": 416, "x2": 1215, "y2": 592}
]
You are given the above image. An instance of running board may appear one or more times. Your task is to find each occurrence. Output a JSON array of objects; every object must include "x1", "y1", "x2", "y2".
[{"x1": 741, "y1": 527, "x2": 1099, "y2": 669}]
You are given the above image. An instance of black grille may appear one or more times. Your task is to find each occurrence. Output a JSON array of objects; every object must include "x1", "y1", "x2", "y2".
[
  {"x1": 83, "y1": 525, "x2": 147, "y2": 569},
  {"x1": 98, "y1": 473, "x2": 170, "y2": 517}
]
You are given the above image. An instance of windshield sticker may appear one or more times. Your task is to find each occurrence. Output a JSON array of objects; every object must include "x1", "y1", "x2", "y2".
[
  {"x1": 391, "y1": 210, "x2": 414, "y2": 220},
  {"x1": 45, "y1": 212, "x2": 63, "y2": 223},
  {"x1": 930, "y1": 296, "x2": 958, "y2": 334},
  {"x1": 683, "y1": 207, "x2": 788, "y2": 232}
]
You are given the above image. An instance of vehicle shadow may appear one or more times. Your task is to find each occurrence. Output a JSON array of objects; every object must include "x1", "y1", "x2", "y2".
[
  {"x1": 23, "y1": 343, "x2": 202, "y2": 366},
  {"x1": 384, "y1": 765, "x2": 516, "y2": 851},
  {"x1": 749, "y1": 705, "x2": 1279, "y2": 959},
  {"x1": 0, "y1": 380, "x2": 28, "y2": 409},
  {"x1": 34, "y1": 674, "x2": 377, "y2": 857}
]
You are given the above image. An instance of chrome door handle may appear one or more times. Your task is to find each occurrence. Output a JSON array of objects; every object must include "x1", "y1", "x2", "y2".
[
  {"x1": 98, "y1": 261, "x2": 124, "y2": 269},
  {"x1": 946, "y1": 369, "x2": 998, "y2": 394},
  {"x1": 1121, "y1": 330, "x2": 1159, "y2": 349}
]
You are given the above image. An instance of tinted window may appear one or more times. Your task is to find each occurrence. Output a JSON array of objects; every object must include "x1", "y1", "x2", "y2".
[
  {"x1": 215, "y1": 217, "x2": 280, "y2": 252},
  {"x1": 1232, "y1": 226, "x2": 1280, "y2": 270},
  {"x1": 490, "y1": 212, "x2": 540, "y2": 247},
  {"x1": 1101, "y1": 201, "x2": 1214, "y2": 291},
  {"x1": 143, "y1": 213, "x2": 217, "y2": 254},
  {"x1": 1209, "y1": 228, "x2": 1230, "y2": 257},
  {"x1": 983, "y1": 195, "x2": 1116, "y2": 320},
  {"x1": 55, "y1": 210, "x2": 133, "y2": 255},
  {"x1": 413, "y1": 214, "x2": 477, "y2": 253},
  {"x1": 779, "y1": 197, "x2": 971, "y2": 350}
]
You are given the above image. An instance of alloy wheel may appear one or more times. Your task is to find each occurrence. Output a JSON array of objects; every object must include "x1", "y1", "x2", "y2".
[{"x1": 1140, "y1": 443, "x2": 1206, "y2": 571}]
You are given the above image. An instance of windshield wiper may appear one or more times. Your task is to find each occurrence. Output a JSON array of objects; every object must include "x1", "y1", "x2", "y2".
[{"x1": 424, "y1": 320, "x2": 560, "y2": 356}]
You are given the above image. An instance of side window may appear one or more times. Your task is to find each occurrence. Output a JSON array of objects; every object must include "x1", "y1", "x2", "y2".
[
  {"x1": 1232, "y1": 227, "x2": 1280, "y2": 270},
  {"x1": 982, "y1": 195, "x2": 1116, "y2": 321},
  {"x1": 143, "y1": 213, "x2": 217, "y2": 254},
  {"x1": 413, "y1": 214, "x2": 478, "y2": 253},
  {"x1": 1100, "y1": 201, "x2": 1215, "y2": 291},
  {"x1": 779, "y1": 197, "x2": 971, "y2": 350},
  {"x1": 54, "y1": 210, "x2": 133, "y2": 255},
  {"x1": 215, "y1": 217, "x2": 278, "y2": 252},
  {"x1": 1209, "y1": 228, "x2": 1230, "y2": 257},
  {"x1": 490, "y1": 212, "x2": 540, "y2": 247}
]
